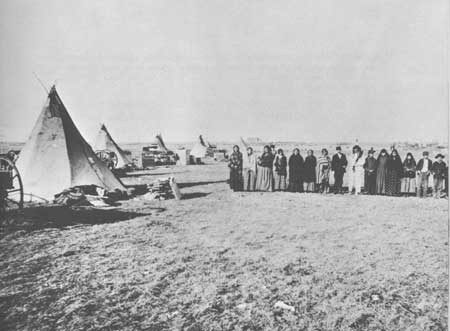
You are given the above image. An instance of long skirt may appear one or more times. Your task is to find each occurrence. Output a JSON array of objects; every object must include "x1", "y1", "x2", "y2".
[
  {"x1": 365, "y1": 172, "x2": 376, "y2": 195},
  {"x1": 243, "y1": 169, "x2": 256, "y2": 191},
  {"x1": 255, "y1": 166, "x2": 273, "y2": 192},
  {"x1": 348, "y1": 168, "x2": 364, "y2": 194},
  {"x1": 288, "y1": 178, "x2": 303, "y2": 192},
  {"x1": 303, "y1": 182, "x2": 315, "y2": 192},
  {"x1": 386, "y1": 170, "x2": 401, "y2": 196},
  {"x1": 229, "y1": 169, "x2": 243, "y2": 191},
  {"x1": 401, "y1": 177, "x2": 416, "y2": 194},
  {"x1": 274, "y1": 172, "x2": 287, "y2": 191}
]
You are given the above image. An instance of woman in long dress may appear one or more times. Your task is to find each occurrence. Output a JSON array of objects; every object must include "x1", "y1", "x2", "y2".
[
  {"x1": 228, "y1": 145, "x2": 243, "y2": 191},
  {"x1": 386, "y1": 149, "x2": 403, "y2": 196},
  {"x1": 255, "y1": 145, "x2": 274, "y2": 192},
  {"x1": 303, "y1": 150, "x2": 317, "y2": 192},
  {"x1": 401, "y1": 152, "x2": 416, "y2": 196},
  {"x1": 273, "y1": 149, "x2": 287, "y2": 191},
  {"x1": 376, "y1": 149, "x2": 389, "y2": 195},
  {"x1": 288, "y1": 148, "x2": 304, "y2": 192},
  {"x1": 348, "y1": 145, "x2": 365, "y2": 195},
  {"x1": 316, "y1": 148, "x2": 331, "y2": 193}
]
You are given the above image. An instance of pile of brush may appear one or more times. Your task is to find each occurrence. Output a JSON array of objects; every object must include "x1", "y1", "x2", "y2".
[{"x1": 143, "y1": 177, "x2": 181, "y2": 201}]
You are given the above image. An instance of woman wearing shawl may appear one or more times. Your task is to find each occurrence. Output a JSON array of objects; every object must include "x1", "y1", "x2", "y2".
[
  {"x1": 273, "y1": 149, "x2": 287, "y2": 191},
  {"x1": 316, "y1": 148, "x2": 331, "y2": 193},
  {"x1": 228, "y1": 145, "x2": 243, "y2": 191},
  {"x1": 376, "y1": 149, "x2": 389, "y2": 195},
  {"x1": 303, "y1": 150, "x2": 317, "y2": 192},
  {"x1": 348, "y1": 145, "x2": 365, "y2": 195},
  {"x1": 386, "y1": 149, "x2": 403, "y2": 196},
  {"x1": 288, "y1": 148, "x2": 304, "y2": 192},
  {"x1": 363, "y1": 148, "x2": 378, "y2": 195},
  {"x1": 401, "y1": 152, "x2": 416, "y2": 196},
  {"x1": 255, "y1": 145, "x2": 274, "y2": 191}
]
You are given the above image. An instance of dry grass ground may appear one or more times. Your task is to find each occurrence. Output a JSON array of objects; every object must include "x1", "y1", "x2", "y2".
[{"x1": 0, "y1": 163, "x2": 447, "y2": 331}]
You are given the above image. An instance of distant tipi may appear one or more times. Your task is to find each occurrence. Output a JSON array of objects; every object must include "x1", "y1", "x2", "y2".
[
  {"x1": 16, "y1": 86, "x2": 126, "y2": 201},
  {"x1": 191, "y1": 135, "x2": 211, "y2": 158},
  {"x1": 94, "y1": 124, "x2": 132, "y2": 168}
]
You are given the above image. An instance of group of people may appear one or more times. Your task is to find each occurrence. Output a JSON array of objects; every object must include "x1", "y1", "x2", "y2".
[{"x1": 228, "y1": 144, "x2": 447, "y2": 198}]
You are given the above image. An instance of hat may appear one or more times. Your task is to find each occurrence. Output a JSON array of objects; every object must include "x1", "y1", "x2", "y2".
[
  {"x1": 336, "y1": 146, "x2": 342, "y2": 151},
  {"x1": 423, "y1": 151, "x2": 429, "y2": 156},
  {"x1": 435, "y1": 153, "x2": 445, "y2": 159},
  {"x1": 368, "y1": 148, "x2": 376, "y2": 154}
]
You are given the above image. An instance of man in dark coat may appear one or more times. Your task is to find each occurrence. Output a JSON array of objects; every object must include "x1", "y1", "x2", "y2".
[
  {"x1": 431, "y1": 154, "x2": 447, "y2": 199},
  {"x1": 363, "y1": 148, "x2": 377, "y2": 195},
  {"x1": 331, "y1": 146, "x2": 347, "y2": 194}
]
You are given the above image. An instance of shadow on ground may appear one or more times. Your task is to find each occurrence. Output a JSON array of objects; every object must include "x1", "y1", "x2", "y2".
[
  {"x1": 182, "y1": 192, "x2": 211, "y2": 200},
  {"x1": 178, "y1": 180, "x2": 227, "y2": 189},
  {"x1": 0, "y1": 206, "x2": 162, "y2": 237}
]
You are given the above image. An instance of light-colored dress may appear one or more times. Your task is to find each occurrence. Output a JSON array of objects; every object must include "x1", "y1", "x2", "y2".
[{"x1": 348, "y1": 153, "x2": 365, "y2": 194}]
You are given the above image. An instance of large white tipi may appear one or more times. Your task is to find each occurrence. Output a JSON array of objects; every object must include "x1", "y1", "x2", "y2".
[
  {"x1": 16, "y1": 86, "x2": 126, "y2": 201},
  {"x1": 94, "y1": 124, "x2": 132, "y2": 168}
]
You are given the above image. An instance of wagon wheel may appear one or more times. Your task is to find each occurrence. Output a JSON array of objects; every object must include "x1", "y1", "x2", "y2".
[
  {"x1": 95, "y1": 150, "x2": 118, "y2": 169},
  {"x1": 0, "y1": 156, "x2": 24, "y2": 210}
]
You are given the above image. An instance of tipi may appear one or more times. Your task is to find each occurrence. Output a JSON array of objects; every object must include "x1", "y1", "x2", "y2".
[
  {"x1": 94, "y1": 124, "x2": 132, "y2": 168},
  {"x1": 191, "y1": 135, "x2": 213, "y2": 159},
  {"x1": 16, "y1": 86, "x2": 126, "y2": 201}
]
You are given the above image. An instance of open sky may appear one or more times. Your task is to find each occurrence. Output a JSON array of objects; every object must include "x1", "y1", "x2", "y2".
[{"x1": 0, "y1": 0, "x2": 448, "y2": 144}]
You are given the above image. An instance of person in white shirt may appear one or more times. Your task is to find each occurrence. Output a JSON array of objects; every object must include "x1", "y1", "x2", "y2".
[
  {"x1": 416, "y1": 151, "x2": 432, "y2": 198},
  {"x1": 348, "y1": 145, "x2": 365, "y2": 195},
  {"x1": 243, "y1": 147, "x2": 257, "y2": 191}
]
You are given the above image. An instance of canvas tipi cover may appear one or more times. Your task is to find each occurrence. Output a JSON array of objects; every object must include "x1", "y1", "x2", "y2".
[
  {"x1": 94, "y1": 124, "x2": 132, "y2": 168},
  {"x1": 191, "y1": 135, "x2": 210, "y2": 158},
  {"x1": 16, "y1": 86, "x2": 126, "y2": 201},
  {"x1": 154, "y1": 134, "x2": 170, "y2": 152}
]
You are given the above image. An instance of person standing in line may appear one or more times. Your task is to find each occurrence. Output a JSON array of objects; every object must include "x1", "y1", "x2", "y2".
[
  {"x1": 364, "y1": 148, "x2": 377, "y2": 195},
  {"x1": 255, "y1": 145, "x2": 274, "y2": 192},
  {"x1": 228, "y1": 145, "x2": 243, "y2": 192},
  {"x1": 431, "y1": 154, "x2": 447, "y2": 199},
  {"x1": 331, "y1": 146, "x2": 347, "y2": 194},
  {"x1": 316, "y1": 148, "x2": 331, "y2": 193},
  {"x1": 416, "y1": 151, "x2": 432, "y2": 198},
  {"x1": 273, "y1": 149, "x2": 287, "y2": 191},
  {"x1": 375, "y1": 149, "x2": 389, "y2": 195},
  {"x1": 400, "y1": 153, "x2": 417, "y2": 196},
  {"x1": 303, "y1": 150, "x2": 317, "y2": 192},
  {"x1": 270, "y1": 144, "x2": 277, "y2": 157},
  {"x1": 242, "y1": 147, "x2": 257, "y2": 191},
  {"x1": 348, "y1": 145, "x2": 365, "y2": 195},
  {"x1": 385, "y1": 149, "x2": 403, "y2": 196},
  {"x1": 288, "y1": 148, "x2": 304, "y2": 193}
]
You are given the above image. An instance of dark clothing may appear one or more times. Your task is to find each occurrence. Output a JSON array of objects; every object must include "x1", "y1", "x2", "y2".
[
  {"x1": 331, "y1": 153, "x2": 347, "y2": 193},
  {"x1": 258, "y1": 152, "x2": 274, "y2": 168},
  {"x1": 331, "y1": 153, "x2": 348, "y2": 173},
  {"x1": 228, "y1": 152, "x2": 243, "y2": 191},
  {"x1": 255, "y1": 152, "x2": 274, "y2": 191},
  {"x1": 431, "y1": 161, "x2": 447, "y2": 180},
  {"x1": 386, "y1": 156, "x2": 402, "y2": 196},
  {"x1": 288, "y1": 154, "x2": 304, "y2": 192},
  {"x1": 303, "y1": 155, "x2": 317, "y2": 183},
  {"x1": 416, "y1": 159, "x2": 432, "y2": 172},
  {"x1": 376, "y1": 155, "x2": 389, "y2": 194},
  {"x1": 402, "y1": 159, "x2": 416, "y2": 178},
  {"x1": 364, "y1": 156, "x2": 377, "y2": 194},
  {"x1": 274, "y1": 155, "x2": 287, "y2": 176}
]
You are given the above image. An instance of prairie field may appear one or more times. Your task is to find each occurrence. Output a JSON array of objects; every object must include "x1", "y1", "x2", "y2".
[{"x1": 0, "y1": 162, "x2": 448, "y2": 331}]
